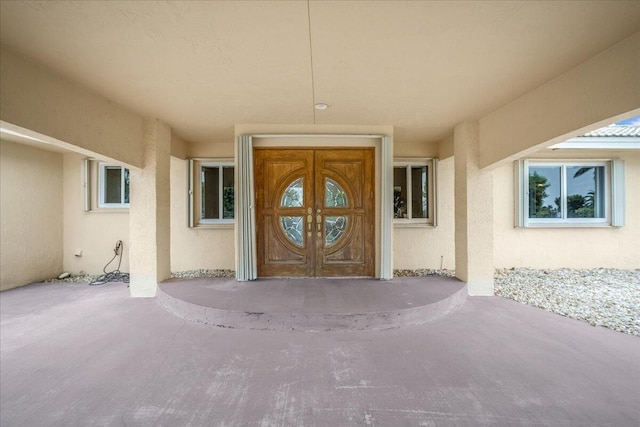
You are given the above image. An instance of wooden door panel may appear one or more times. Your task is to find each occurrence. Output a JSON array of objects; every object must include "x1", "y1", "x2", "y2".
[
  {"x1": 315, "y1": 149, "x2": 374, "y2": 277},
  {"x1": 255, "y1": 149, "x2": 314, "y2": 277},
  {"x1": 255, "y1": 147, "x2": 374, "y2": 278},
  {"x1": 263, "y1": 162, "x2": 305, "y2": 209},
  {"x1": 264, "y1": 216, "x2": 306, "y2": 263},
  {"x1": 320, "y1": 161, "x2": 365, "y2": 208},
  {"x1": 323, "y1": 214, "x2": 365, "y2": 263}
]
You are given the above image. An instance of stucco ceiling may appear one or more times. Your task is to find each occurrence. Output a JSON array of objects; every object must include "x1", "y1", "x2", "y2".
[{"x1": 1, "y1": 1, "x2": 639, "y2": 146}]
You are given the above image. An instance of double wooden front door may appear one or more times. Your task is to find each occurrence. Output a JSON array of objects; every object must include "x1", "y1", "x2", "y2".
[{"x1": 254, "y1": 148, "x2": 375, "y2": 277}]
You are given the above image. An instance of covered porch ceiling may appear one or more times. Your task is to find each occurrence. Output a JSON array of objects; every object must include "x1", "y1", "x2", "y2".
[{"x1": 1, "y1": 1, "x2": 639, "y2": 147}]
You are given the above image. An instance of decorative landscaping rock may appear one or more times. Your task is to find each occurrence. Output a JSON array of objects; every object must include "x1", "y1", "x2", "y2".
[
  {"x1": 171, "y1": 269, "x2": 235, "y2": 279},
  {"x1": 495, "y1": 268, "x2": 640, "y2": 336},
  {"x1": 47, "y1": 272, "x2": 99, "y2": 283},
  {"x1": 394, "y1": 269, "x2": 455, "y2": 278}
]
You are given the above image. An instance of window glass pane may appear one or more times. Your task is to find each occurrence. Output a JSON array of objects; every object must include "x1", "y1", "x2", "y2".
[
  {"x1": 281, "y1": 178, "x2": 303, "y2": 207},
  {"x1": 105, "y1": 167, "x2": 122, "y2": 203},
  {"x1": 222, "y1": 167, "x2": 234, "y2": 219},
  {"x1": 325, "y1": 178, "x2": 347, "y2": 207},
  {"x1": 393, "y1": 167, "x2": 407, "y2": 218},
  {"x1": 202, "y1": 166, "x2": 220, "y2": 219},
  {"x1": 123, "y1": 168, "x2": 130, "y2": 204},
  {"x1": 566, "y1": 166, "x2": 606, "y2": 219},
  {"x1": 280, "y1": 216, "x2": 304, "y2": 246},
  {"x1": 325, "y1": 216, "x2": 348, "y2": 246},
  {"x1": 529, "y1": 166, "x2": 561, "y2": 218},
  {"x1": 411, "y1": 166, "x2": 428, "y2": 218}
]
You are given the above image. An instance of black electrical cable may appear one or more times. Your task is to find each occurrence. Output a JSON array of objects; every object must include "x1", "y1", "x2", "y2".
[{"x1": 89, "y1": 240, "x2": 130, "y2": 286}]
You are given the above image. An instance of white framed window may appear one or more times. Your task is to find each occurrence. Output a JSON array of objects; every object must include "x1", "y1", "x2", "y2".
[
  {"x1": 98, "y1": 163, "x2": 130, "y2": 208},
  {"x1": 517, "y1": 159, "x2": 625, "y2": 227},
  {"x1": 393, "y1": 158, "x2": 436, "y2": 226},
  {"x1": 188, "y1": 159, "x2": 234, "y2": 227}
]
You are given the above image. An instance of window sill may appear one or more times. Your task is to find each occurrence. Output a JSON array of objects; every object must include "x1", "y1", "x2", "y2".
[
  {"x1": 192, "y1": 223, "x2": 235, "y2": 229},
  {"x1": 393, "y1": 220, "x2": 434, "y2": 228},
  {"x1": 89, "y1": 208, "x2": 129, "y2": 213},
  {"x1": 521, "y1": 222, "x2": 614, "y2": 229}
]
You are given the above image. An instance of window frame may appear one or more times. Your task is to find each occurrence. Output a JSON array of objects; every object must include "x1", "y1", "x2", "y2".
[
  {"x1": 188, "y1": 158, "x2": 235, "y2": 228},
  {"x1": 517, "y1": 159, "x2": 624, "y2": 228},
  {"x1": 392, "y1": 158, "x2": 437, "y2": 227},
  {"x1": 97, "y1": 162, "x2": 130, "y2": 209}
]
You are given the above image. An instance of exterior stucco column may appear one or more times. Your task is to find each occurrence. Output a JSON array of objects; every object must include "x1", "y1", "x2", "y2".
[
  {"x1": 454, "y1": 121, "x2": 494, "y2": 296},
  {"x1": 129, "y1": 119, "x2": 171, "y2": 297}
]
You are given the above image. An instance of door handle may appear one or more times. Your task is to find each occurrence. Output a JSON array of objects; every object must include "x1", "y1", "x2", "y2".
[{"x1": 307, "y1": 215, "x2": 312, "y2": 231}]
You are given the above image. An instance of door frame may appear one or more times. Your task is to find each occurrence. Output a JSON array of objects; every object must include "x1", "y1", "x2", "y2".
[{"x1": 235, "y1": 134, "x2": 394, "y2": 280}]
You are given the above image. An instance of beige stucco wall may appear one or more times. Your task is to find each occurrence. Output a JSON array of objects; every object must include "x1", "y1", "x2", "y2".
[
  {"x1": 494, "y1": 151, "x2": 640, "y2": 269},
  {"x1": 16, "y1": 133, "x2": 635, "y2": 286},
  {"x1": 396, "y1": 140, "x2": 440, "y2": 158},
  {"x1": 393, "y1": 141, "x2": 455, "y2": 270},
  {"x1": 129, "y1": 119, "x2": 172, "y2": 297},
  {"x1": 0, "y1": 46, "x2": 144, "y2": 168},
  {"x1": 178, "y1": 140, "x2": 234, "y2": 270},
  {"x1": 177, "y1": 135, "x2": 455, "y2": 273},
  {"x1": 1, "y1": 140, "x2": 63, "y2": 290},
  {"x1": 393, "y1": 156, "x2": 455, "y2": 270},
  {"x1": 187, "y1": 141, "x2": 234, "y2": 159},
  {"x1": 62, "y1": 153, "x2": 130, "y2": 274},
  {"x1": 61, "y1": 152, "x2": 236, "y2": 276},
  {"x1": 479, "y1": 33, "x2": 640, "y2": 168},
  {"x1": 170, "y1": 156, "x2": 235, "y2": 271}
]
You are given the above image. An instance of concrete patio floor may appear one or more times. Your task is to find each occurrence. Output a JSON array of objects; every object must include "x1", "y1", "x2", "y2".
[{"x1": 1, "y1": 280, "x2": 639, "y2": 426}]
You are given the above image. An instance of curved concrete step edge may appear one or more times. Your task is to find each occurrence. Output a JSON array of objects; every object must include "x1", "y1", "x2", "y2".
[{"x1": 156, "y1": 284, "x2": 467, "y2": 332}]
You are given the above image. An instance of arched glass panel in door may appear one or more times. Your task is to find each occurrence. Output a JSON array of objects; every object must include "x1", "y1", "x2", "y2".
[
  {"x1": 324, "y1": 178, "x2": 348, "y2": 246},
  {"x1": 325, "y1": 216, "x2": 348, "y2": 246},
  {"x1": 280, "y1": 216, "x2": 304, "y2": 247},
  {"x1": 280, "y1": 178, "x2": 304, "y2": 247},
  {"x1": 281, "y1": 178, "x2": 303, "y2": 207},
  {"x1": 325, "y1": 178, "x2": 347, "y2": 207}
]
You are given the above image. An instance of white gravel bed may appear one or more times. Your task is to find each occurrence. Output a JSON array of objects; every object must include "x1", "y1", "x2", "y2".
[
  {"x1": 394, "y1": 269, "x2": 455, "y2": 278},
  {"x1": 48, "y1": 269, "x2": 236, "y2": 283},
  {"x1": 171, "y1": 269, "x2": 235, "y2": 279},
  {"x1": 495, "y1": 268, "x2": 640, "y2": 336},
  {"x1": 47, "y1": 272, "x2": 99, "y2": 283}
]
